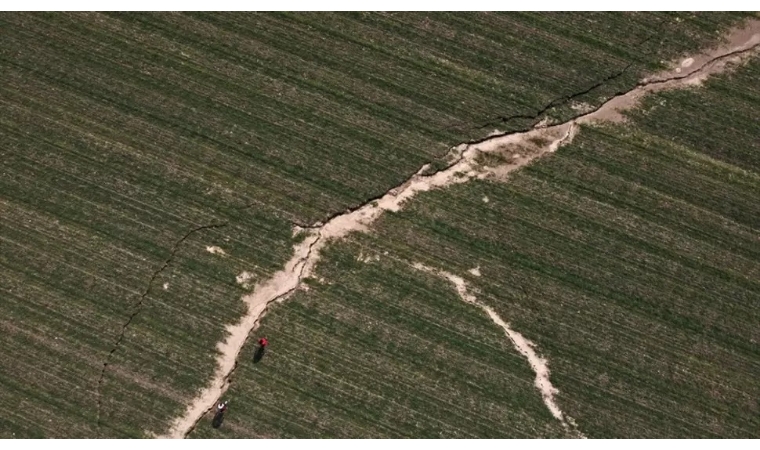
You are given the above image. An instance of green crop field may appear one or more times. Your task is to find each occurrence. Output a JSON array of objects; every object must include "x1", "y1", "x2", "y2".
[
  {"x1": 0, "y1": 12, "x2": 758, "y2": 438},
  {"x1": 194, "y1": 55, "x2": 760, "y2": 438}
]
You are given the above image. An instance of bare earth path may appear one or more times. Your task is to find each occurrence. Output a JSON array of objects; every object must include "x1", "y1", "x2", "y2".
[{"x1": 160, "y1": 21, "x2": 760, "y2": 438}]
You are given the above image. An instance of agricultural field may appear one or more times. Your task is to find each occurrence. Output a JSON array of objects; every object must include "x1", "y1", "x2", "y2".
[
  {"x1": 194, "y1": 54, "x2": 760, "y2": 438},
  {"x1": 0, "y1": 12, "x2": 758, "y2": 438}
]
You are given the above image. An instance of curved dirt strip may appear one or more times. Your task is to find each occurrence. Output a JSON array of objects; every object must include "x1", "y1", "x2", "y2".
[
  {"x1": 159, "y1": 21, "x2": 760, "y2": 438},
  {"x1": 412, "y1": 263, "x2": 585, "y2": 438}
]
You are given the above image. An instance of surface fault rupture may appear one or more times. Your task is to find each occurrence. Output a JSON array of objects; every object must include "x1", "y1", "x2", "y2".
[
  {"x1": 96, "y1": 222, "x2": 226, "y2": 430},
  {"x1": 160, "y1": 22, "x2": 760, "y2": 438}
]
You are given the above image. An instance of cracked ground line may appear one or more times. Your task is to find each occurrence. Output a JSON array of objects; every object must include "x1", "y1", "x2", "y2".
[
  {"x1": 477, "y1": 61, "x2": 634, "y2": 131},
  {"x1": 161, "y1": 232, "x2": 321, "y2": 438},
  {"x1": 159, "y1": 21, "x2": 760, "y2": 438},
  {"x1": 192, "y1": 234, "x2": 322, "y2": 438},
  {"x1": 95, "y1": 222, "x2": 227, "y2": 430},
  {"x1": 475, "y1": 14, "x2": 670, "y2": 132},
  {"x1": 411, "y1": 263, "x2": 586, "y2": 438}
]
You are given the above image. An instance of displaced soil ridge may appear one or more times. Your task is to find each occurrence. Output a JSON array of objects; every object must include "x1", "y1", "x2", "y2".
[
  {"x1": 95, "y1": 222, "x2": 227, "y2": 431},
  {"x1": 412, "y1": 263, "x2": 585, "y2": 438},
  {"x1": 159, "y1": 21, "x2": 760, "y2": 438}
]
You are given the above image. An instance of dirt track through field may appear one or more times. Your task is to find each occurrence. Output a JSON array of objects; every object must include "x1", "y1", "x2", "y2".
[
  {"x1": 160, "y1": 20, "x2": 760, "y2": 438},
  {"x1": 412, "y1": 263, "x2": 585, "y2": 438}
]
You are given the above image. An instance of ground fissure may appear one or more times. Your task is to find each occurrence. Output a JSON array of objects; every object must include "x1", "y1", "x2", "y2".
[
  {"x1": 95, "y1": 222, "x2": 227, "y2": 431},
  {"x1": 160, "y1": 21, "x2": 760, "y2": 438}
]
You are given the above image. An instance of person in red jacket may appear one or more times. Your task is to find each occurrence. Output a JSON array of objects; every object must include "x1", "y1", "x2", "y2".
[{"x1": 254, "y1": 337, "x2": 268, "y2": 363}]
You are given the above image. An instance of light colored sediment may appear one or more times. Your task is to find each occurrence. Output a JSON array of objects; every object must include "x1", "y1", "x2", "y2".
[
  {"x1": 161, "y1": 234, "x2": 319, "y2": 438},
  {"x1": 594, "y1": 20, "x2": 760, "y2": 122},
  {"x1": 205, "y1": 245, "x2": 227, "y2": 256},
  {"x1": 235, "y1": 271, "x2": 254, "y2": 285},
  {"x1": 159, "y1": 21, "x2": 760, "y2": 438},
  {"x1": 412, "y1": 263, "x2": 585, "y2": 438},
  {"x1": 235, "y1": 271, "x2": 255, "y2": 289},
  {"x1": 649, "y1": 20, "x2": 760, "y2": 83}
]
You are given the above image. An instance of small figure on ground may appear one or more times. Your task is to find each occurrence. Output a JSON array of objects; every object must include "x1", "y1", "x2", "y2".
[
  {"x1": 254, "y1": 337, "x2": 268, "y2": 363},
  {"x1": 212, "y1": 400, "x2": 229, "y2": 429}
]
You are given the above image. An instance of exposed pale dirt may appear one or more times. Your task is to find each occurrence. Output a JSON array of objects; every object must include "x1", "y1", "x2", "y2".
[
  {"x1": 235, "y1": 271, "x2": 255, "y2": 289},
  {"x1": 159, "y1": 21, "x2": 760, "y2": 438},
  {"x1": 356, "y1": 251, "x2": 380, "y2": 263},
  {"x1": 596, "y1": 19, "x2": 760, "y2": 122},
  {"x1": 205, "y1": 245, "x2": 227, "y2": 256},
  {"x1": 161, "y1": 234, "x2": 319, "y2": 438},
  {"x1": 291, "y1": 225, "x2": 305, "y2": 238},
  {"x1": 648, "y1": 19, "x2": 760, "y2": 82},
  {"x1": 235, "y1": 271, "x2": 254, "y2": 284},
  {"x1": 412, "y1": 263, "x2": 585, "y2": 438}
]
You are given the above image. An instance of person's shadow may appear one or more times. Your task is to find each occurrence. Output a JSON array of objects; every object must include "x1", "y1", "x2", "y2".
[
  {"x1": 253, "y1": 345, "x2": 266, "y2": 363},
  {"x1": 212, "y1": 410, "x2": 225, "y2": 429}
]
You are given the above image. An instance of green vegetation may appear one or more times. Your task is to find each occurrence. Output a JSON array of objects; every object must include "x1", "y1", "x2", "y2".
[
  {"x1": 193, "y1": 243, "x2": 567, "y2": 438},
  {"x1": 192, "y1": 56, "x2": 760, "y2": 438},
  {"x1": 0, "y1": 12, "x2": 756, "y2": 437}
]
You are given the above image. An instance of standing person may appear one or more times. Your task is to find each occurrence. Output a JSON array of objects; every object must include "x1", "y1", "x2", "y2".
[
  {"x1": 254, "y1": 337, "x2": 268, "y2": 363},
  {"x1": 212, "y1": 400, "x2": 229, "y2": 429}
]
